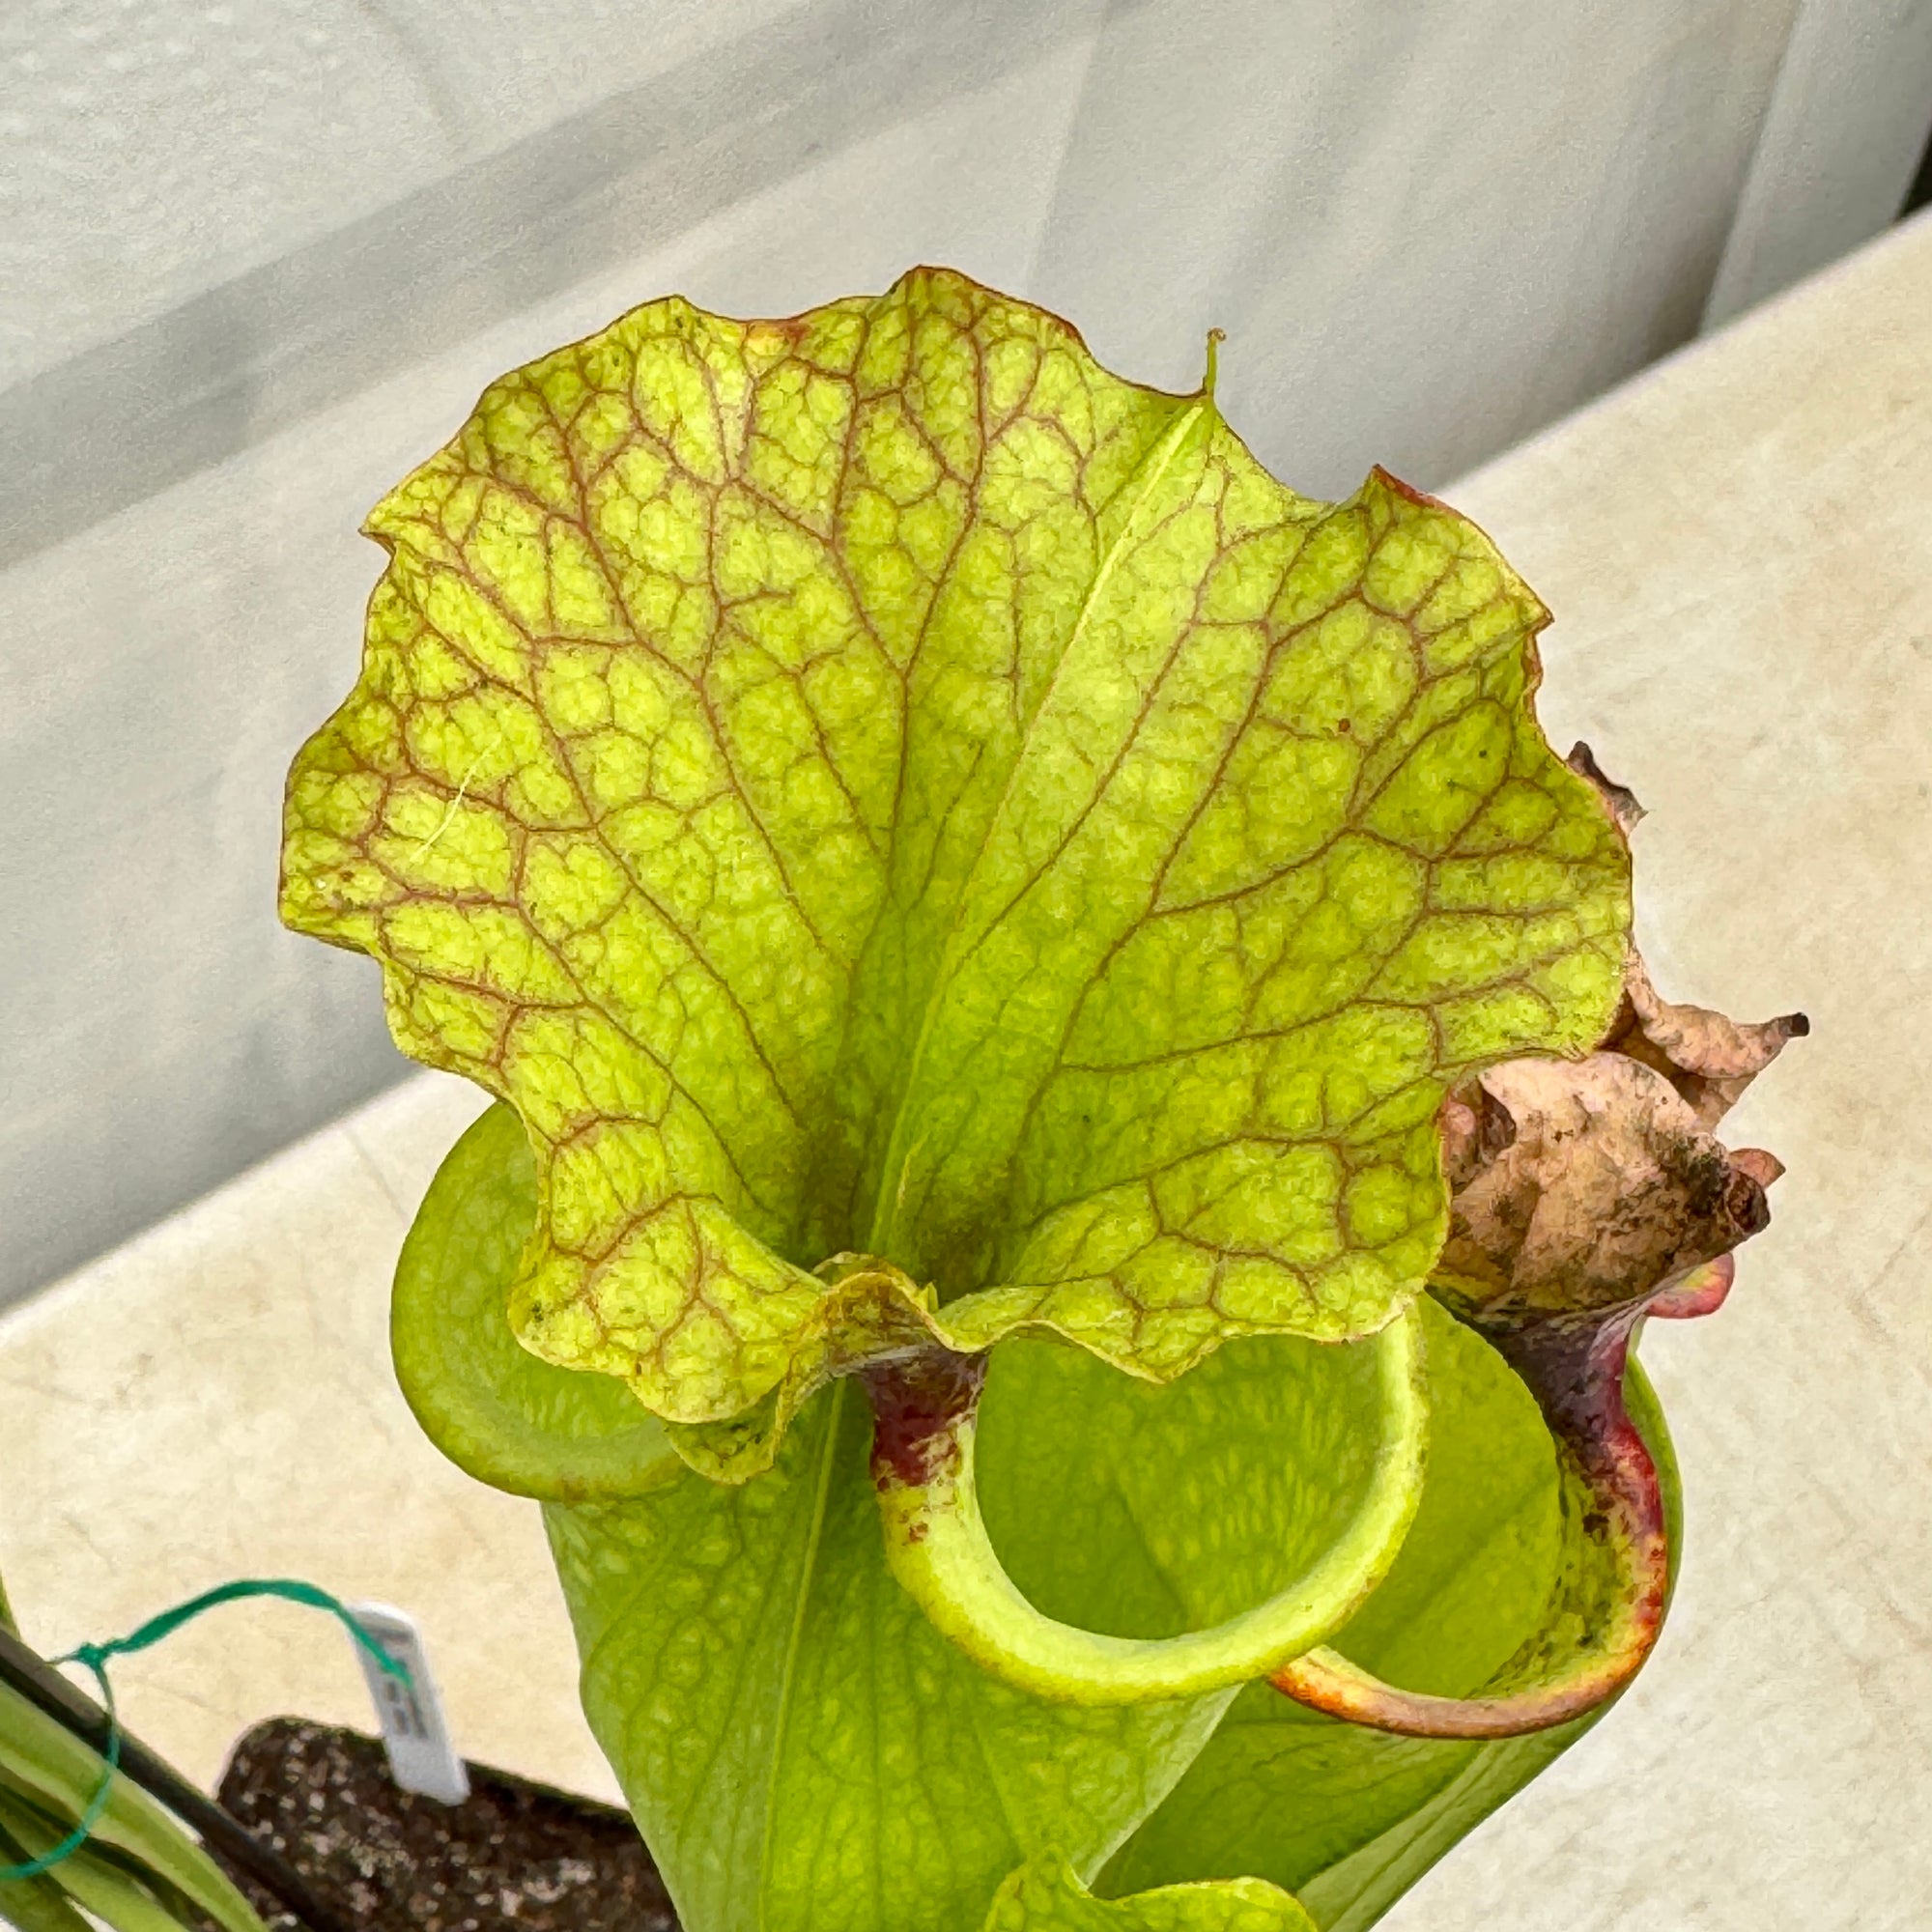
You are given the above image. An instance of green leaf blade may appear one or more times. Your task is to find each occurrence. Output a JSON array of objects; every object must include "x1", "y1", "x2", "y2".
[
  {"x1": 283, "y1": 270, "x2": 1628, "y2": 1456},
  {"x1": 0, "y1": 1689, "x2": 264, "y2": 1932},
  {"x1": 391, "y1": 1101, "x2": 679, "y2": 1500},
  {"x1": 0, "y1": 1833, "x2": 97, "y2": 1932},
  {"x1": 544, "y1": 1386, "x2": 1233, "y2": 1932},
  {"x1": 396, "y1": 1094, "x2": 1434, "y2": 1932},
  {"x1": 1098, "y1": 1321, "x2": 1682, "y2": 1927},
  {"x1": 0, "y1": 1786, "x2": 186, "y2": 1932},
  {"x1": 985, "y1": 1854, "x2": 1313, "y2": 1932}
]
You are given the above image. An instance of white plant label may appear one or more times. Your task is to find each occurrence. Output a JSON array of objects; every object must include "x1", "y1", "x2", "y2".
[{"x1": 346, "y1": 1600, "x2": 470, "y2": 1804}]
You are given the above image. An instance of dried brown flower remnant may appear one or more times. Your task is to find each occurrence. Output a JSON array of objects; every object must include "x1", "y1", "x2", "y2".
[
  {"x1": 1431, "y1": 742, "x2": 1804, "y2": 1329},
  {"x1": 1274, "y1": 746, "x2": 1804, "y2": 1739},
  {"x1": 1604, "y1": 951, "x2": 1809, "y2": 1131},
  {"x1": 1432, "y1": 1052, "x2": 1773, "y2": 1323}
]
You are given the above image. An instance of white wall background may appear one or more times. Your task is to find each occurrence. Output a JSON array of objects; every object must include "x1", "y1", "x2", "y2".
[{"x1": 4, "y1": 0, "x2": 1930, "y2": 1304}]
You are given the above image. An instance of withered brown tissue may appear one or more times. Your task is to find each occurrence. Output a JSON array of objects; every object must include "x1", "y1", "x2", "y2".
[{"x1": 1430, "y1": 747, "x2": 1807, "y2": 1327}]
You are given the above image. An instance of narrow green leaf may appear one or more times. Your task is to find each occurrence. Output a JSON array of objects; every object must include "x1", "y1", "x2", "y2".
[
  {"x1": 0, "y1": 1690, "x2": 117, "y2": 1850},
  {"x1": 0, "y1": 1817, "x2": 95, "y2": 1932},
  {"x1": 0, "y1": 1690, "x2": 264, "y2": 1932},
  {"x1": 285, "y1": 269, "x2": 1629, "y2": 1467},
  {"x1": 985, "y1": 1854, "x2": 1313, "y2": 1931},
  {"x1": 0, "y1": 1788, "x2": 186, "y2": 1932}
]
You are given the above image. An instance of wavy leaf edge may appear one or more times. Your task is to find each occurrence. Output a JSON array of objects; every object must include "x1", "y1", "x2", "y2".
[{"x1": 283, "y1": 265, "x2": 1630, "y2": 1477}]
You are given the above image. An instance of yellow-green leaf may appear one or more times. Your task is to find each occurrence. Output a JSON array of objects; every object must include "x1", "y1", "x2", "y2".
[
  {"x1": 984, "y1": 1854, "x2": 1313, "y2": 1931},
  {"x1": 0, "y1": 1687, "x2": 264, "y2": 1932},
  {"x1": 284, "y1": 269, "x2": 1627, "y2": 1463}
]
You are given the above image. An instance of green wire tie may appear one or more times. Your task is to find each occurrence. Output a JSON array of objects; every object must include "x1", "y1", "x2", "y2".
[{"x1": 0, "y1": 1577, "x2": 411, "y2": 1884}]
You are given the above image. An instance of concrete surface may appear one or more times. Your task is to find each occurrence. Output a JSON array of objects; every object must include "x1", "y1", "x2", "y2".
[{"x1": 3, "y1": 208, "x2": 1929, "y2": 1929}]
